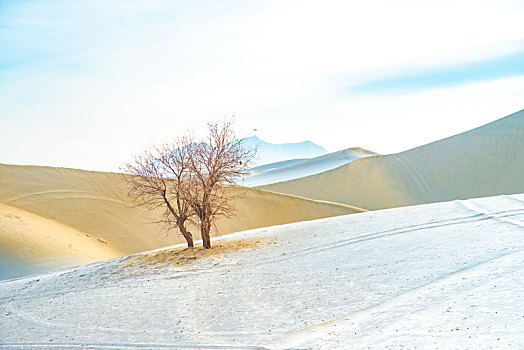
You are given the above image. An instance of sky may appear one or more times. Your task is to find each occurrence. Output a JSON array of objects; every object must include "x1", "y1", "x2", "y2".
[{"x1": 1, "y1": 0, "x2": 524, "y2": 171}]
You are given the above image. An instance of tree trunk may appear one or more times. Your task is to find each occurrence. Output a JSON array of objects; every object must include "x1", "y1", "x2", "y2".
[
  {"x1": 201, "y1": 219, "x2": 212, "y2": 249},
  {"x1": 177, "y1": 222, "x2": 194, "y2": 248}
]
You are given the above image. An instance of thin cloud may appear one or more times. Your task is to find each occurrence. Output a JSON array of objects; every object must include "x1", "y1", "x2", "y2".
[{"x1": 350, "y1": 48, "x2": 524, "y2": 94}]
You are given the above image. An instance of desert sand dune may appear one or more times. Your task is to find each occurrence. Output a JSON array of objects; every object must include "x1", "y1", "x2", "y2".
[
  {"x1": 260, "y1": 109, "x2": 524, "y2": 210},
  {"x1": 3, "y1": 109, "x2": 522, "y2": 280},
  {"x1": 242, "y1": 147, "x2": 377, "y2": 187},
  {"x1": 0, "y1": 163, "x2": 363, "y2": 279},
  {"x1": 0, "y1": 203, "x2": 121, "y2": 280}
]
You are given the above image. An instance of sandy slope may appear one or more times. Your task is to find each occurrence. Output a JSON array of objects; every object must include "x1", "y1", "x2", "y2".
[
  {"x1": 0, "y1": 203, "x2": 121, "y2": 281},
  {"x1": 260, "y1": 109, "x2": 524, "y2": 210},
  {"x1": 242, "y1": 147, "x2": 377, "y2": 187},
  {"x1": 0, "y1": 163, "x2": 362, "y2": 280},
  {"x1": 1, "y1": 193, "x2": 523, "y2": 349}
]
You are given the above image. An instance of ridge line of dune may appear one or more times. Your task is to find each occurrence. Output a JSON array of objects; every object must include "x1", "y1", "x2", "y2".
[{"x1": 248, "y1": 187, "x2": 368, "y2": 212}]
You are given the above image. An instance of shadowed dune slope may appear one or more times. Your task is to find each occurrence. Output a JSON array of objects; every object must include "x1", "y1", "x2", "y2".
[
  {"x1": 0, "y1": 163, "x2": 363, "y2": 279},
  {"x1": 260, "y1": 109, "x2": 524, "y2": 210},
  {"x1": 0, "y1": 203, "x2": 121, "y2": 280}
]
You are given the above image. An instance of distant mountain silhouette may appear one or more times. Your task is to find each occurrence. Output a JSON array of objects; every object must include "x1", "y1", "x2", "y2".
[{"x1": 243, "y1": 136, "x2": 327, "y2": 165}]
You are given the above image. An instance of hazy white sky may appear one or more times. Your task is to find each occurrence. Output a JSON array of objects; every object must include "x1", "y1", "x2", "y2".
[{"x1": 1, "y1": 0, "x2": 524, "y2": 171}]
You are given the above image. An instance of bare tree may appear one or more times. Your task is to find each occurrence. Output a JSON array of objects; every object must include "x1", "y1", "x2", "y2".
[
  {"x1": 122, "y1": 139, "x2": 196, "y2": 248},
  {"x1": 187, "y1": 120, "x2": 256, "y2": 249},
  {"x1": 123, "y1": 120, "x2": 256, "y2": 249}
]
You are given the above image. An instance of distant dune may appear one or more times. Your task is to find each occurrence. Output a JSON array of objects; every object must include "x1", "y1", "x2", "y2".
[
  {"x1": 260, "y1": 109, "x2": 524, "y2": 209},
  {"x1": 0, "y1": 164, "x2": 362, "y2": 280},
  {"x1": 243, "y1": 147, "x2": 377, "y2": 187}
]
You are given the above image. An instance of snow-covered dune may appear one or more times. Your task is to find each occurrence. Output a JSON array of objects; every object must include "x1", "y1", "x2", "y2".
[
  {"x1": 242, "y1": 147, "x2": 377, "y2": 187},
  {"x1": 0, "y1": 164, "x2": 362, "y2": 280},
  {"x1": 261, "y1": 109, "x2": 524, "y2": 210},
  {"x1": 1, "y1": 193, "x2": 523, "y2": 348}
]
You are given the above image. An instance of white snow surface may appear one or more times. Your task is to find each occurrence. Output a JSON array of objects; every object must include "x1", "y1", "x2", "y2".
[
  {"x1": 1, "y1": 194, "x2": 524, "y2": 349},
  {"x1": 242, "y1": 147, "x2": 377, "y2": 187}
]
